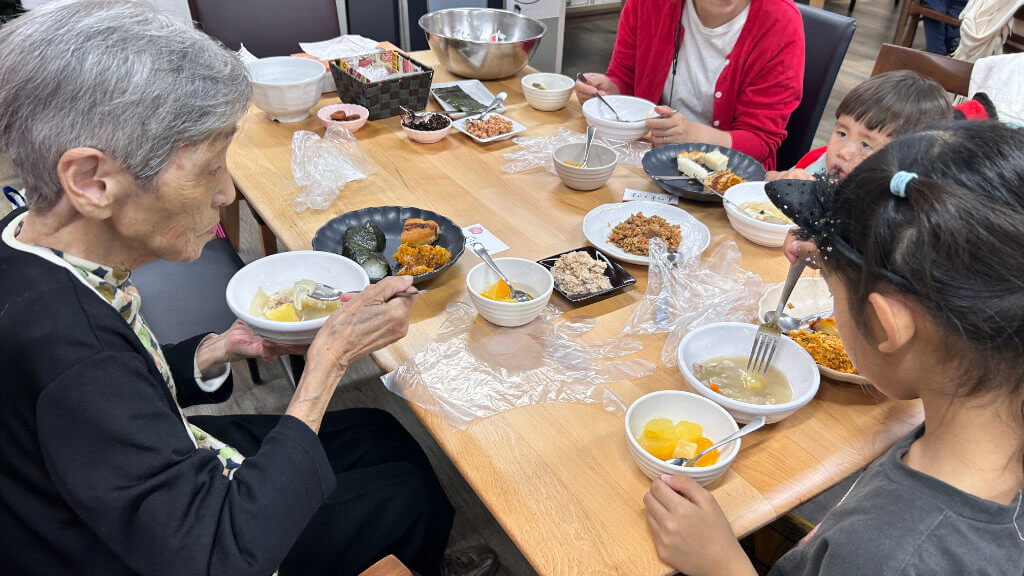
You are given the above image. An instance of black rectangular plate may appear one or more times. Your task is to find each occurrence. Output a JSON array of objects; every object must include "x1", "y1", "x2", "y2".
[{"x1": 537, "y1": 246, "x2": 637, "y2": 303}]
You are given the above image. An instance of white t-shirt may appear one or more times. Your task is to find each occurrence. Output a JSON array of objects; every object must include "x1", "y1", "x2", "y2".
[{"x1": 661, "y1": 0, "x2": 749, "y2": 125}]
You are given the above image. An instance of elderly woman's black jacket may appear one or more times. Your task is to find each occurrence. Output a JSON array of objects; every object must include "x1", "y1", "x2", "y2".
[{"x1": 0, "y1": 209, "x2": 337, "y2": 575}]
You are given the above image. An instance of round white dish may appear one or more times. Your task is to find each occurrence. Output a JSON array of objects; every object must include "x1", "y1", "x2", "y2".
[
  {"x1": 581, "y1": 94, "x2": 657, "y2": 141},
  {"x1": 465, "y1": 258, "x2": 554, "y2": 327},
  {"x1": 723, "y1": 181, "x2": 792, "y2": 247},
  {"x1": 625, "y1": 390, "x2": 740, "y2": 485},
  {"x1": 226, "y1": 251, "x2": 369, "y2": 345},
  {"x1": 677, "y1": 322, "x2": 820, "y2": 424},
  {"x1": 582, "y1": 201, "x2": 711, "y2": 265},
  {"x1": 757, "y1": 278, "x2": 871, "y2": 386},
  {"x1": 551, "y1": 142, "x2": 617, "y2": 191},
  {"x1": 521, "y1": 73, "x2": 574, "y2": 111}
]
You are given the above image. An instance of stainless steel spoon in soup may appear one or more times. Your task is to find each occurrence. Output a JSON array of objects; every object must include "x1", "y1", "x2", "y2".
[
  {"x1": 666, "y1": 415, "x2": 766, "y2": 467},
  {"x1": 469, "y1": 242, "x2": 532, "y2": 302},
  {"x1": 308, "y1": 283, "x2": 426, "y2": 302}
]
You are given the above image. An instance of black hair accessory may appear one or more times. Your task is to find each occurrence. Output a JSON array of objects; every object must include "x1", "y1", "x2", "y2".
[{"x1": 765, "y1": 175, "x2": 920, "y2": 294}]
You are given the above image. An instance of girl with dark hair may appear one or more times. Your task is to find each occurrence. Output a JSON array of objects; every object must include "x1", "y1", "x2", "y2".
[{"x1": 643, "y1": 121, "x2": 1024, "y2": 575}]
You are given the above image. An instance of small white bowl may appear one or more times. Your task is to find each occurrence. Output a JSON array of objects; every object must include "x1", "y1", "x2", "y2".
[
  {"x1": 521, "y1": 73, "x2": 574, "y2": 111},
  {"x1": 677, "y1": 322, "x2": 820, "y2": 423},
  {"x1": 723, "y1": 182, "x2": 793, "y2": 247},
  {"x1": 247, "y1": 57, "x2": 327, "y2": 123},
  {"x1": 581, "y1": 94, "x2": 656, "y2": 141},
  {"x1": 226, "y1": 251, "x2": 369, "y2": 345},
  {"x1": 401, "y1": 113, "x2": 452, "y2": 144},
  {"x1": 317, "y1": 103, "x2": 369, "y2": 132},
  {"x1": 625, "y1": 390, "x2": 740, "y2": 485},
  {"x1": 466, "y1": 258, "x2": 553, "y2": 327},
  {"x1": 552, "y1": 142, "x2": 617, "y2": 191}
]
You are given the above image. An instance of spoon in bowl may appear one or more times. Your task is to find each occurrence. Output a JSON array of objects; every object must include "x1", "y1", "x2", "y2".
[
  {"x1": 666, "y1": 415, "x2": 766, "y2": 467},
  {"x1": 470, "y1": 242, "x2": 532, "y2": 302},
  {"x1": 576, "y1": 72, "x2": 624, "y2": 122},
  {"x1": 763, "y1": 309, "x2": 833, "y2": 332},
  {"x1": 471, "y1": 91, "x2": 508, "y2": 121},
  {"x1": 580, "y1": 125, "x2": 597, "y2": 167},
  {"x1": 308, "y1": 283, "x2": 426, "y2": 302}
]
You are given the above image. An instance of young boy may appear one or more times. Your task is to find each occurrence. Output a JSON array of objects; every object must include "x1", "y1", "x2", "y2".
[
  {"x1": 767, "y1": 71, "x2": 953, "y2": 182},
  {"x1": 770, "y1": 71, "x2": 953, "y2": 262}
]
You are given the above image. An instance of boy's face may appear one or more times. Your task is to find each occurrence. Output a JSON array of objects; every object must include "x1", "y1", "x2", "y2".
[{"x1": 825, "y1": 115, "x2": 891, "y2": 179}]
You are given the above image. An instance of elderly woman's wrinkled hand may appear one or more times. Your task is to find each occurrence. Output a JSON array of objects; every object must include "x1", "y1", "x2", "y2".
[
  {"x1": 306, "y1": 275, "x2": 417, "y2": 377},
  {"x1": 194, "y1": 320, "x2": 308, "y2": 372}
]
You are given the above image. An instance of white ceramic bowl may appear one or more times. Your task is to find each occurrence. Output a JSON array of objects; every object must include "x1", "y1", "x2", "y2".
[
  {"x1": 247, "y1": 57, "x2": 327, "y2": 123},
  {"x1": 226, "y1": 251, "x2": 369, "y2": 345},
  {"x1": 521, "y1": 73, "x2": 575, "y2": 111},
  {"x1": 625, "y1": 390, "x2": 740, "y2": 485},
  {"x1": 402, "y1": 114, "x2": 452, "y2": 144},
  {"x1": 552, "y1": 142, "x2": 617, "y2": 191},
  {"x1": 466, "y1": 258, "x2": 553, "y2": 327},
  {"x1": 317, "y1": 103, "x2": 369, "y2": 132},
  {"x1": 677, "y1": 322, "x2": 820, "y2": 423},
  {"x1": 581, "y1": 94, "x2": 656, "y2": 141},
  {"x1": 723, "y1": 182, "x2": 793, "y2": 247}
]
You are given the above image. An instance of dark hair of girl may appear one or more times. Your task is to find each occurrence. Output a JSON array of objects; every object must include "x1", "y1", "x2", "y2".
[{"x1": 822, "y1": 121, "x2": 1024, "y2": 410}]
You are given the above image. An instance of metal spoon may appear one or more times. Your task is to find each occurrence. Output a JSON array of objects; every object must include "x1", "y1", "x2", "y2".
[
  {"x1": 666, "y1": 415, "x2": 767, "y2": 467},
  {"x1": 580, "y1": 125, "x2": 597, "y2": 167},
  {"x1": 764, "y1": 309, "x2": 833, "y2": 332},
  {"x1": 470, "y1": 91, "x2": 507, "y2": 121},
  {"x1": 469, "y1": 242, "x2": 532, "y2": 302},
  {"x1": 576, "y1": 72, "x2": 624, "y2": 122},
  {"x1": 308, "y1": 283, "x2": 426, "y2": 301}
]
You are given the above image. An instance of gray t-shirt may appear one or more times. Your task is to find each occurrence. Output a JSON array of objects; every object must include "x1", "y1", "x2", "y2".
[{"x1": 771, "y1": 425, "x2": 1024, "y2": 576}]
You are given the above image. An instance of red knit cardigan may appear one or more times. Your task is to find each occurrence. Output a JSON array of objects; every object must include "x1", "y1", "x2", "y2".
[{"x1": 606, "y1": 0, "x2": 805, "y2": 170}]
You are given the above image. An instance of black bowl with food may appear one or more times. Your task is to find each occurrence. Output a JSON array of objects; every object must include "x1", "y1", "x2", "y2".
[{"x1": 313, "y1": 205, "x2": 465, "y2": 284}]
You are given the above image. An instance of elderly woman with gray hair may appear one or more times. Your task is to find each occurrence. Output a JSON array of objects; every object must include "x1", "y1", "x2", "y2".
[{"x1": 0, "y1": 2, "x2": 496, "y2": 575}]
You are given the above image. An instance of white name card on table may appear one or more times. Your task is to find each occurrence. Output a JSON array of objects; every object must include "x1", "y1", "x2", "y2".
[
  {"x1": 462, "y1": 224, "x2": 509, "y2": 256},
  {"x1": 623, "y1": 188, "x2": 678, "y2": 205}
]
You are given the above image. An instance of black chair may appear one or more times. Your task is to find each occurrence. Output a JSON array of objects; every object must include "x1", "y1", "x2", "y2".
[
  {"x1": 131, "y1": 236, "x2": 261, "y2": 384},
  {"x1": 775, "y1": 5, "x2": 856, "y2": 171},
  {"x1": 187, "y1": 0, "x2": 341, "y2": 57}
]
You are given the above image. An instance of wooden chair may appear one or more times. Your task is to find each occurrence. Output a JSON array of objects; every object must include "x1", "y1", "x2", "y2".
[
  {"x1": 871, "y1": 43, "x2": 974, "y2": 97},
  {"x1": 893, "y1": 0, "x2": 961, "y2": 48}
]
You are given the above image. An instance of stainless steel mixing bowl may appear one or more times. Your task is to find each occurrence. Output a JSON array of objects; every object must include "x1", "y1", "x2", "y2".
[{"x1": 418, "y1": 8, "x2": 547, "y2": 80}]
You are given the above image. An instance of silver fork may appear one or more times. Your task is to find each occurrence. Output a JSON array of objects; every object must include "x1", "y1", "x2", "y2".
[{"x1": 747, "y1": 258, "x2": 806, "y2": 374}]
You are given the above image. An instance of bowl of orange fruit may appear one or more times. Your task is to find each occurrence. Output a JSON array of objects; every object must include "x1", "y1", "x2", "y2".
[{"x1": 625, "y1": 390, "x2": 740, "y2": 485}]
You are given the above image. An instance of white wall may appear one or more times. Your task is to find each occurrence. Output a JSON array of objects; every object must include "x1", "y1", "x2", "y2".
[{"x1": 22, "y1": 0, "x2": 192, "y2": 22}]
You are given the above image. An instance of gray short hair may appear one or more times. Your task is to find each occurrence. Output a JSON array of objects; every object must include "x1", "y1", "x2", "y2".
[{"x1": 0, "y1": 0, "x2": 252, "y2": 211}]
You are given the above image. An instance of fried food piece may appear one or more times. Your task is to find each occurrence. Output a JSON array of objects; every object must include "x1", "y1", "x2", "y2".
[
  {"x1": 704, "y1": 169, "x2": 745, "y2": 195},
  {"x1": 401, "y1": 218, "x2": 439, "y2": 246},
  {"x1": 394, "y1": 243, "x2": 451, "y2": 275}
]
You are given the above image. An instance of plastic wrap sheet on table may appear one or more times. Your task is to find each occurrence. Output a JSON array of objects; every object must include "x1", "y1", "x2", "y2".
[
  {"x1": 622, "y1": 238, "x2": 764, "y2": 367},
  {"x1": 386, "y1": 302, "x2": 656, "y2": 428},
  {"x1": 501, "y1": 126, "x2": 651, "y2": 175},
  {"x1": 290, "y1": 125, "x2": 376, "y2": 212}
]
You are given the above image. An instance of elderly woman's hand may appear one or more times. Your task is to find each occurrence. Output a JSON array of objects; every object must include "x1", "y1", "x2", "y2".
[
  {"x1": 194, "y1": 320, "x2": 309, "y2": 373},
  {"x1": 574, "y1": 72, "x2": 619, "y2": 104}
]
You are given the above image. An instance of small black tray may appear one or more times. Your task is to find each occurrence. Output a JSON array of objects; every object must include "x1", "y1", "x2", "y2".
[{"x1": 537, "y1": 246, "x2": 636, "y2": 303}]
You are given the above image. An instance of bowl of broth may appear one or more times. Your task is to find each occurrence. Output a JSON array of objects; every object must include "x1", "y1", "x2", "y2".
[
  {"x1": 466, "y1": 258, "x2": 553, "y2": 327},
  {"x1": 677, "y1": 322, "x2": 820, "y2": 423},
  {"x1": 226, "y1": 251, "x2": 370, "y2": 345}
]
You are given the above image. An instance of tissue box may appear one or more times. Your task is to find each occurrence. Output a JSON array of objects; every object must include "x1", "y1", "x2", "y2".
[{"x1": 329, "y1": 50, "x2": 433, "y2": 120}]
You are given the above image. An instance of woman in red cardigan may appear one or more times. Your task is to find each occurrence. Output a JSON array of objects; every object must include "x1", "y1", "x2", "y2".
[{"x1": 575, "y1": 0, "x2": 805, "y2": 170}]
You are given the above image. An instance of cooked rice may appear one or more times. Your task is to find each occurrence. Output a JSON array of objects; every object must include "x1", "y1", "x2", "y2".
[
  {"x1": 608, "y1": 212, "x2": 682, "y2": 256},
  {"x1": 552, "y1": 251, "x2": 612, "y2": 295}
]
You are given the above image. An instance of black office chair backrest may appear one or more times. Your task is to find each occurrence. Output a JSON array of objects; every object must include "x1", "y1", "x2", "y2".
[
  {"x1": 187, "y1": 0, "x2": 341, "y2": 57},
  {"x1": 776, "y1": 5, "x2": 856, "y2": 171},
  {"x1": 131, "y1": 237, "x2": 243, "y2": 344}
]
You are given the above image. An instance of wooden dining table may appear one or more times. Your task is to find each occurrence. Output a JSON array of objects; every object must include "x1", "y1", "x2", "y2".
[{"x1": 226, "y1": 50, "x2": 923, "y2": 576}]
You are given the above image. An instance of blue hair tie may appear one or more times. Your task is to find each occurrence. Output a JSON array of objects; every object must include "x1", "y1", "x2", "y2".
[{"x1": 889, "y1": 171, "x2": 917, "y2": 198}]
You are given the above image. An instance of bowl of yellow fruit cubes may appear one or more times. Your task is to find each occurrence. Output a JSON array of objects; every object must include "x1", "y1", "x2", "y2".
[
  {"x1": 226, "y1": 250, "x2": 370, "y2": 345},
  {"x1": 625, "y1": 390, "x2": 740, "y2": 485}
]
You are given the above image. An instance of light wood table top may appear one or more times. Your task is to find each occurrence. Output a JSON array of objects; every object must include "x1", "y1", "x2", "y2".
[{"x1": 227, "y1": 51, "x2": 923, "y2": 576}]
